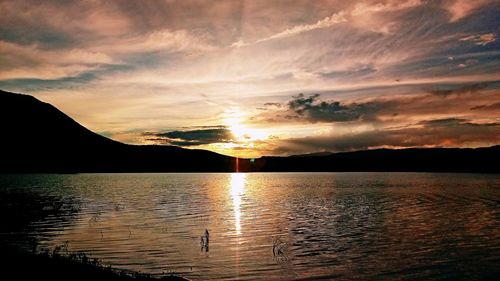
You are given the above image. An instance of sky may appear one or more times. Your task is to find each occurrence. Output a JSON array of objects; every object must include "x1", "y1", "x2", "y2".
[{"x1": 1, "y1": 0, "x2": 499, "y2": 158}]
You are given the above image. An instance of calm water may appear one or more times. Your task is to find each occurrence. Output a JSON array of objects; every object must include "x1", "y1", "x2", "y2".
[{"x1": 1, "y1": 173, "x2": 499, "y2": 280}]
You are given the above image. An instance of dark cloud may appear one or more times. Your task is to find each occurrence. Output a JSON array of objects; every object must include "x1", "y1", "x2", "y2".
[
  {"x1": 470, "y1": 102, "x2": 500, "y2": 111},
  {"x1": 263, "y1": 102, "x2": 282, "y2": 107},
  {"x1": 145, "y1": 125, "x2": 234, "y2": 146},
  {"x1": 274, "y1": 118, "x2": 500, "y2": 154},
  {"x1": 257, "y1": 102, "x2": 283, "y2": 111},
  {"x1": 418, "y1": 118, "x2": 468, "y2": 127},
  {"x1": 0, "y1": 64, "x2": 131, "y2": 92},
  {"x1": 256, "y1": 82, "x2": 500, "y2": 126},
  {"x1": 0, "y1": 28, "x2": 74, "y2": 49},
  {"x1": 287, "y1": 93, "x2": 381, "y2": 122},
  {"x1": 0, "y1": 73, "x2": 97, "y2": 92},
  {"x1": 428, "y1": 83, "x2": 489, "y2": 97}
]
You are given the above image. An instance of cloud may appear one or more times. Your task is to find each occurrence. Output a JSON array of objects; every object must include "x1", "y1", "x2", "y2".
[
  {"x1": 274, "y1": 118, "x2": 500, "y2": 154},
  {"x1": 0, "y1": 0, "x2": 132, "y2": 41},
  {"x1": 95, "y1": 29, "x2": 216, "y2": 55},
  {"x1": 0, "y1": 32, "x2": 214, "y2": 82},
  {"x1": 263, "y1": 102, "x2": 282, "y2": 107},
  {"x1": 428, "y1": 83, "x2": 489, "y2": 96},
  {"x1": 350, "y1": 0, "x2": 423, "y2": 33},
  {"x1": 352, "y1": 0, "x2": 423, "y2": 15},
  {"x1": 459, "y1": 33, "x2": 496, "y2": 46},
  {"x1": 418, "y1": 117, "x2": 469, "y2": 127},
  {"x1": 457, "y1": 59, "x2": 479, "y2": 68},
  {"x1": 256, "y1": 83, "x2": 499, "y2": 126},
  {"x1": 144, "y1": 126, "x2": 234, "y2": 146},
  {"x1": 0, "y1": 72, "x2": 97, "y2": 92},
  {"x1": 2, "y1": 0, "x2": 497, "y2": 89},
  {"x1": 0, "y1": 40, "x2": 113, "y2": 80},
  {"x1": 317, "y1": 65, "x2": 377, "y2": 80},
  {"x1": 0, "y1": 1, "x2": 216, "y2": 81},
  {"x1": 287, "y1": 93, "x2": 378, "y2": 122},
  {"x1": 445, "y1": 0, "x2": 493, "y2": 22},
  {"x1": 230, "y1": 39, "x2": 246, "y2": 48},
  {"x1": 254, "y1": 0, "x2": 423, "y2": 43},
  {"x1": 470, "y1": 102, "x2": 500, "y2": 111},
  {"x1": 256, "y1": 11, "x2": 347, "y2": 43}
]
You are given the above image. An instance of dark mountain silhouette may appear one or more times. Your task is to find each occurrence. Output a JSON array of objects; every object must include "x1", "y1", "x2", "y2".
[
  {"x1": 1, "y1": 89, "x2": 498, "y2": 173},
  {"x1": 244, "y1": 146, "x2": 499, "y2": 173},
  {"x1": 0, "y1": 90, "x2": 235, "y2": 172}
]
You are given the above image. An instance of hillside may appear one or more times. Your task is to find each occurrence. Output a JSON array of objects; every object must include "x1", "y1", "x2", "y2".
[{"x1": 0, "y1": 90, "x2": 235, "y2": 172}]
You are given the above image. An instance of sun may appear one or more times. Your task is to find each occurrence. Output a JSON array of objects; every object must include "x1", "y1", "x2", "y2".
[{"x1": 223, "y1": 107, "x2": 269, "y2": 142}]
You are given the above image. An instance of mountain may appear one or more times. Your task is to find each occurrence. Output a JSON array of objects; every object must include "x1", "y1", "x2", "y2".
[
  {"x1": 247, "y1": 146, "x2": 500, "y2": 173},
  {"x1": 1, "y1": 89, "x2": 498, "y2": 173},
  {"x1": 0, "y1": 90, "x2": 235, "y2": 172}
]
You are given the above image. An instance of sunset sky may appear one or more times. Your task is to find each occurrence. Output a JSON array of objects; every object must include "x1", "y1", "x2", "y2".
[{"x1": 1, "y1": 0, "x2": 499, "y2": 157}]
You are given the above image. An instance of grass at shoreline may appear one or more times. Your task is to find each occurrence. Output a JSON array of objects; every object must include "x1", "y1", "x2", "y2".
[
  {"x1": 0, "y1": 191, "x2": 188, "y2": 280},
  {"x1": 1, "y1": 245, "x2": 189, "y2": 281}
]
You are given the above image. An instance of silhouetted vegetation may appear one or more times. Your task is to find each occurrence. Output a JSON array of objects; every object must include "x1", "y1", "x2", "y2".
[{"x1": 1, "y1": 244, "x2": 189, "y2": 281}]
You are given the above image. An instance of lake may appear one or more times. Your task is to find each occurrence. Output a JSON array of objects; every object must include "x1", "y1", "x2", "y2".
[{"x1": 0, "y1": 173, "x2": 499, "y2": 280}]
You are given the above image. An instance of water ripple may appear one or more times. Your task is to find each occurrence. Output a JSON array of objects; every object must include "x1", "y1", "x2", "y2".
[{"x1": 0, "y1": 172, "x2": 499, "y2": 280}]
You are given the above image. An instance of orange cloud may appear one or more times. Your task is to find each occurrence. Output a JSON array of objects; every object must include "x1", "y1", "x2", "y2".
[
  {"x1": 445, "y1": 0, "x2": 493, "y2": 22},
  {"x1": 0, "y1": 41, "x2": 113, "y2": 79},
  {"x1": 459, "y1": 33, "x2": 496, "y2": 46}
]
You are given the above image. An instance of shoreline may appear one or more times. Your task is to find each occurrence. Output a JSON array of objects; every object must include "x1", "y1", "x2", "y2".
[{"x1": 1, "y1": 245, "x2": 190, "y2": 281}]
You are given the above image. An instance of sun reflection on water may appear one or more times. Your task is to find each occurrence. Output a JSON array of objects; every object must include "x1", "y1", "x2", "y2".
[{"x1": 230, "y1": 173, "x2": 246, "y2": 235}]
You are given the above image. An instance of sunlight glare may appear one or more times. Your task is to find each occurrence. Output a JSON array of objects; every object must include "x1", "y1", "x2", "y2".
[
  {"x1": 230, "y1": 173, "x2": 246, "y2": 235},
  {"x1": 223, "y1": 107, "x2": 269, "y2": 142}
]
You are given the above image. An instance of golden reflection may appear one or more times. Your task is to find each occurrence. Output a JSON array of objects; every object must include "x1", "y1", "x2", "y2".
[{"x1": 230, "y1": 173, "x2": 246, "y2": 235}]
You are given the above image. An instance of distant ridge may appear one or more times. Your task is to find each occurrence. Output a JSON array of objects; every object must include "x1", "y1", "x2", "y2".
[
  {"x1": 1, "y1": 89, "x2": 498, "y2": 173},
  {"x1": 251, "y1": 146, "x2": 500, "y2": 173}
]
